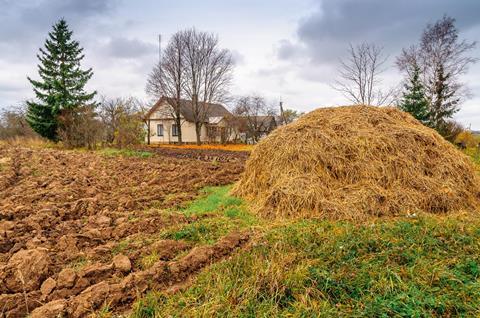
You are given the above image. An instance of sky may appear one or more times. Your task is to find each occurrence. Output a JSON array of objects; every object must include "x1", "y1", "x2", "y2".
[{"x1": 1, "y1": 0, "x2": 480, "y2": 127}]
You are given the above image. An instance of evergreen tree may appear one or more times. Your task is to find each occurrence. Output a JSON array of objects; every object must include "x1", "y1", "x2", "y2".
[
  {"x1": 399, "y1": 64, "x2": 430, "y2": 125},
  {"x1": 429, "y1": 64, "x2": 459, "y2": 129},
  {"x1": 27, "y1": 18, "x2": 96, "y2": 140}
]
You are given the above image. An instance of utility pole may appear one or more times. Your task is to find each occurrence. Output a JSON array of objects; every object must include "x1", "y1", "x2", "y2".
[
  {"x1": 279, "y1": 98, "x2": 286, "y2": 125},
  {"x1": 158, "y1": 34, "x2": 162, "y2": 64},
  {"x1": 148, "y1": 34, "x2": 161, "y2": 146}
]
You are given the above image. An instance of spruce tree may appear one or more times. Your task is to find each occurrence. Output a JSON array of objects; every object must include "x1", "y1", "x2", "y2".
[
  {"x1": 399, "y1": 64, "x2": 430, "y2": 125},
  {"x1": 429, "y1": 64, "x2": 459, "y2": 129},
  {"x1": 27, "y1": 18, "x2": 96, "y2": 140}
]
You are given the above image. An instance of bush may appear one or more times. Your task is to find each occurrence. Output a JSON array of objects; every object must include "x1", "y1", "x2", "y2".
[
  {"x1": 0, "y1": 105, "x2": 37, "y2": 140},
  {"x1": 98, "y1": 97, "x2": 143, "y2": 145},
  {"x1": 113, "y1": 112, "x2": 146, "y2": 148},
  {"x1": 436, "y1": 120, "x2": 464, "y2": 143},
  {"x1": 57, "y1": 106, "x2": 103, "y2": 149},
  {"x1": 455, "y1": 130, "x2": 478, "y2": 148}
]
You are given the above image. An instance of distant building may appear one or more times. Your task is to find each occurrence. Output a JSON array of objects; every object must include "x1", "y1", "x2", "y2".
[
  {"x1": 144, "y1": 96, "x2": 282, "y2": 144},
  {"x1": 232, "y1": 115, "x2": 280, "y2": 144},
  {"x1": 144, "y1": 96, "x2": 232, "y2": 144}
]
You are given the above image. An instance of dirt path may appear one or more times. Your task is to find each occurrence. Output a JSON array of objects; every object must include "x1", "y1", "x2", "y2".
[{"x1": 0, "y1": 146, "x2": 247, "y2": 317}]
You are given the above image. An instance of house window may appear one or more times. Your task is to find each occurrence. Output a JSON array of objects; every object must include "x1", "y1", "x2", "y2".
[
  {"x1": 157, "y1": 124, "x2": 164, "y2": 136},
  {"x1": 172, "y1": 124, "x2": 179, "y2": 136}
]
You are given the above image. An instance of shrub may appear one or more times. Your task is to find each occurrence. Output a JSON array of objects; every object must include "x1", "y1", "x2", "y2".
[
  {"x1": 113, "y1": 112, "x2": 146, "y2": 148},
  {"x1": 57, "y1": 106, "x2": 103, "y2": 149},
  {"x1": 0, "y1": 105, "x2": 37, "y2": 140},
  {"x1": 436, "y1": 120, "x2": 464, "y2": 143},
  {"x1": 455, "y1": 130, "x2": 478, "y2": 148}
]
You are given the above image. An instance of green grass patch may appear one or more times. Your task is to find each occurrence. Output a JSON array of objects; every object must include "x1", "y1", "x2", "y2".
[
  {"x1": 112, "y1": 239, "x2": 131, "y2": 255},
  {"x1": 140, "y1": 251, "x2": 160, "y2": 270},
  {"x1": 132, "y1": 214, "x2": 480, "y2": 317},
  {"x1": 99, "y1": 147, "x2": 153, "y2": 158},
  {"x1": 181, "y1": 185, "x2": 256, "y2": 224},
  {"x1": 155, "y1": 186, "x2": 258, "y2": 245},
  {"x1": 68, "y1": 256, "x2": 91, "y2": 272},
  {"x1": 464, "y1": 147, "x2": 480, "y2": 166},
  {"x1": 181, "y1": 186, "x2": 242, "y2": 215}
]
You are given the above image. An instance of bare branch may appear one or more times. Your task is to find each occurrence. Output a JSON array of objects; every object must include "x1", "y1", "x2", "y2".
[{"x1": 333, "y1": 42, "x2": 392, "y2": 106}]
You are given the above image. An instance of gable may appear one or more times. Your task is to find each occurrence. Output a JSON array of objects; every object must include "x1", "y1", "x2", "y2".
[
  {"x1": 149, "y1": 101, "x2": 176, "y2": 120},
  {"x1": 145, "y1": 96, "x2": 231, "y2": 123}
]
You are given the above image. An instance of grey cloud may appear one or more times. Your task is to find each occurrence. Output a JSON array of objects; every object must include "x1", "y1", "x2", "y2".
[
  {"x1": 282, "y1": 0, "x2": 480, "y2": 63},
  {"x1": 104, "y1": 37, "x2": 156, "y2": 59},
  {"x1": 276, "y1": 39, "x2": 302, "y2": 60},
  {"x1": 0, "y1": 0, "x2": 118, "y2": 65},
  {"x1": 16, "y1": 0, "x2": 115, "y2": 24},
  {"x1": 256, "y1": 65, "x2": 290, "y2": 78},
  {"x1": 230, "y1": 50, "x2": 245, "y2": 66},
  {"x1": 0, "y1": 0, "x2": 117, "y2": 44}
]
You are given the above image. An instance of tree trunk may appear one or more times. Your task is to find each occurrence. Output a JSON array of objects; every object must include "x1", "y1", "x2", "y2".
[
  {"x1": 176, "y1": 117, "x2": 183, "y2": 145},
  {"x1": 147, "y1": 119, "x2": 151, "y2": 145},
  {"x1": 175, "y1": 97, "x2": 183, "y2": 145},
  {"x1": 195, "y1": 122, "x2": 202, "y2": 145}
]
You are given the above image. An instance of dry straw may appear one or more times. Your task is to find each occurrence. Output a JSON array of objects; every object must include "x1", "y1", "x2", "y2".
[{"x1": 232, "y1": 106, "x2": 480, "y2": 220}]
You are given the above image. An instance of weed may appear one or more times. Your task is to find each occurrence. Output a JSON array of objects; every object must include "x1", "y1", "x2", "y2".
[
  {"x1": 140, "y1": 251, "x2": 160, "y2": 270},
  {"x1": 133, "y1": 214, "x2": 480, "y2": 317},
  {"x1": 69, "y1": 256, "x2": 90, "y2": 272},
  {"x1": 94, "y1": 304, "x2": 112, "y2": 318},
  {"x1": 112, "y1": 239, "x2": 130, "y2": 255},
  {"x1": 131, "y1": 292, "x2": 166, "y2": 318},
  {"x1": 181, "y1": 185, "x2": 256, "y2": 225},
  {"x1": 100, "y1": 148, "x2": 153, "y2": 158}
]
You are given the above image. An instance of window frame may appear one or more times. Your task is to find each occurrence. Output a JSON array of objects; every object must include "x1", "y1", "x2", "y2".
[
  {"x1": 157, "y1": 124, "x2": 164, "y2": 137},
  {"x1": 172, "y1": 124, "x2": 179, "y2": 137}
]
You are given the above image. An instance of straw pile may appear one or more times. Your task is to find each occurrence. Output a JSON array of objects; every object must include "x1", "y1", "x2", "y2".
[{"x1": 232, "y1": 106, "x2": 480, "y2": 220}]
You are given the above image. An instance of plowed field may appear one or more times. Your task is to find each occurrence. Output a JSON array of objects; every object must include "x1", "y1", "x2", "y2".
[{"x1": 0, "y1": 146, "x2": 248, "y2": 317}]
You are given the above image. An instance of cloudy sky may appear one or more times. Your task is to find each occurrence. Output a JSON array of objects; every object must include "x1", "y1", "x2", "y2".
[{"x1": 1, "y1": 0, "x2": 480, "y2": 127}]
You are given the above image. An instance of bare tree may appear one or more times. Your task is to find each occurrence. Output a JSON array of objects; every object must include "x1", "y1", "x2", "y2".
[
  {"x1": 233, "y1": 95, "x2": 277, "y2": 143},
  {"x1": 0, "y1": 104, "x2": 37, "y2": 139},
  {"x1": 98, "y1": 97, "x2": 140, "y2": 144},
  {"x1": 182, "y1": 29, "x2": 233, "y2": 145},
  {"x1": 397, "y1": 15, "x2": 477, "y2": 129},
  {"x1": 146, "y1": 32, "x2": 186, "y2": 144},
  {"x1": 113, "y1": 110, "x2": 146, "y2": 148},
  {"x1": 334, "y1": 42, "x2": 394, "y2": 106},
  {"x1": 57, "y1": 105, "x2": 103, "y2": 149},
  {"x1": 282, "y1": 109, "x2": 301, "y2": 124}
]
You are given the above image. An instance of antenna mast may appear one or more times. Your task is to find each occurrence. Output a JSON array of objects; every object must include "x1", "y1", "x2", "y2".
[{"x1": 158, "y1": 34, "x2": 162, "y2": 64}]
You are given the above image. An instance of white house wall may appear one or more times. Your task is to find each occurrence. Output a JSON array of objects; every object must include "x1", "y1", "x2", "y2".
[{"x1": 146, "y1": 101, "x2": 208, "y2": 143}]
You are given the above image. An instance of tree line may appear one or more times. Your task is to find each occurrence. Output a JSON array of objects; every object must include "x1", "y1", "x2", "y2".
[
  {"x1": 0, "y1": 15, "x2": 477, "y2": 146},
  {"x1": 334, "y1": 15, "x2": 477, "y2": 141},
  {"x1": 3, "y1": 19, "x2": 294, "y2": 147}
]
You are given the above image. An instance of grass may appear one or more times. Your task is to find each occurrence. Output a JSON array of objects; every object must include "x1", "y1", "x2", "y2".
[
  {"x1": 0, "y1": 136, "x2": 56, "y2": 149},
  {"x1": 130, "y1": 153, "x2": 480, "y2": 317},
  {"x1": 158, "y1": 186, "x2": 258, "y2": 245},
  {"x1": 464, "y1": 147, "x2": 480, "y2": 166},
  {"x1": 149, "y1": 143, "x2": 253, "y2": 152},
  {"x1": 99, "y1": 147, "x2": 153, "y2": 158},
  {"x1": 112, "y1": 239, "x2": 132, "y2": 255},
  {"x1": 140, "y1": 251, "x2": 160, "y2": 270},
  {"x1": 132, "y1": 211, "x2": 480, "y2": 317},
  {"x1": 69, "y1": 256, "x2": 91, "y2": 272}
]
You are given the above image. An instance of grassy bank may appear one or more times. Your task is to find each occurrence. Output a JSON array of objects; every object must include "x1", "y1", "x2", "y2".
[{"x1": 131, "y1": 186, "x2": 480, "y2": 317}]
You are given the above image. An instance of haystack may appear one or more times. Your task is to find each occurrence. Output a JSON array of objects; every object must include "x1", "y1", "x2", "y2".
[{"x1": 232, "y1": 106, "x2": 480, "y2": 220}]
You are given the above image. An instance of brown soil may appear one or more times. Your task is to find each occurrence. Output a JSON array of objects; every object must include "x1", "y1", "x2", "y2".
[
  {"x1": 145, "y1": 146, "x2": 250, "y2": 163},
  {"x1": 0, "y1": 146, "x2": 248, "y2": 317}
]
